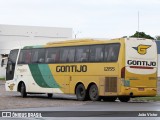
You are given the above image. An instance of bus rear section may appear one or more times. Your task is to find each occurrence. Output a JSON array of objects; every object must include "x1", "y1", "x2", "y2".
[{"x1": 121, "y1": 38, "x2": 157, "y2": 98}]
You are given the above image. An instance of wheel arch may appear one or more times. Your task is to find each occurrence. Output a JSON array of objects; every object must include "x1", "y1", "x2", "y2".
[{"x1": 17, "y1": 81, "x2": 25, "y2": 92}]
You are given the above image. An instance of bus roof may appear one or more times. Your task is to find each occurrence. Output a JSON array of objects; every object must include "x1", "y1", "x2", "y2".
[
  {"x1": 23, "y1": 38, "x2": 125, "y2": 49},
  {"x1": 16, "y1": 37, "x2": 155, "y2": 49},
  {"x1": 45, "y1": 38, "x2": 124, "y2": 47}
]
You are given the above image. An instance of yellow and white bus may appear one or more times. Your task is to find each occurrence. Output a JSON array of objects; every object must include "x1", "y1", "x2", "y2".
[{"x1": 3, "y1": 38, "x2": 157, "y2": 102}]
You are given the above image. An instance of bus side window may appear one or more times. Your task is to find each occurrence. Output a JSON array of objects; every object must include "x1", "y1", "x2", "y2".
[
  {"x1": 45, "y1": 48, "x2": 60, "y2": 63},
  {"x1": 46, "y1": 55, "x2": 55, "y2": 63},
  {"x1": 104, "y1": 44, "x2": 120, "y2": 62},
  {"x1": 67, "y1": 48, "x2": 75, "y2": 62},
  {"x1": 81, "y1": 53, "x2": 87, "y2": 62},
  {"x1": 55, "y1": 51, "x2": 60, "y2": 62},
  {"x1": 31, "y1": 50, "x2": 39, "y2": 63},
  {"x1": 89, "y1": 45, "x2": 104, "y2": 62},
  {"x1": 60, "y1": 47, "x2": 75, "y2": 63},
  {"x1": 60, "y1": 48, "x2": 69, "y2": 62},
  {"x1": 25, "y1": 50, "x2": 32, "y2": 64},
  {"x1": 31, "y1": 49, "x2": 45, "y2": 64},
  {"x1": 18, "y1": 50, "x2": 31, "y2": 64},
  {"x1": 75, "y1": 46, "x2": 89, "y2": 62},
  {"x1": 38, "y1": 58, "x2": 44, "y2": 63},
  {"x1": 107, "y1": 46, "x2": 114, "y2": 61}
]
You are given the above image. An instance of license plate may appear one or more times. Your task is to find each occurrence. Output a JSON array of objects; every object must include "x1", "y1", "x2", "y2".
[{"x1": 138, "y1": 88, "x2": 144, "y2": 91}]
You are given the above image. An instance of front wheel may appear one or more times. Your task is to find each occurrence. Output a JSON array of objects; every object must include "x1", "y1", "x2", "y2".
[
  {"x1": 76, "y1": 84, "x2": 87, "y2": 101},
  {"x1": 89, "y1": 84, "x2": 100, "y2": 101},
  {"x1": 20, "y1": 83, "x2": 27, "y2": 98},
  {"x1": 118, "y1": 97, "x2": 130, "y2": 102}
]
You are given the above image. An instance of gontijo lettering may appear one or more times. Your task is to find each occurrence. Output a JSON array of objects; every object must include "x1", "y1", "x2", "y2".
[
  {"x1": 127, "y1": 60, "x2": 156, "y2": 66},
  {"x1": 56, "y1": 65, "x2": 87, "y2": 72}
]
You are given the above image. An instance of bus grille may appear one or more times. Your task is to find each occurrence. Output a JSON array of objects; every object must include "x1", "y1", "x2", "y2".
[{"x1": 105, "y1": 77, "x2": 117, "y2": 92}]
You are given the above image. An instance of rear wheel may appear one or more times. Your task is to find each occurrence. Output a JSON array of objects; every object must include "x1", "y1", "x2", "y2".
[
  {"x1": 103, "y1": 97, "x2": 117, "y2": 102},
  {"x1": 118, "y1": 97, "x2": 130, "y2": 102},
  {"x1": 47, "y1": 93, "x2": 53, "y2": 98},
  {"x1": 20, "y1": 83, "x2": 27, "y2": 98},
  {"x1": 76, "y1": 84, "x2": 87, "y2": 101},
  {"x1": 89, "y1": 84, "x2": 100, "y2": 101}
]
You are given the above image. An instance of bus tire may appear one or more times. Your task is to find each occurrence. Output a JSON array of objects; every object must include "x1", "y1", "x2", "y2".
[
  {"x1": 103, "y1": 97, "x2": 117, "y2": 102},
  {"x1": 118, "y1": 97, "x2": 130, "y2": 102},
  {"x1": 47, "y1": 93, "x2": 53, "y2": 98},
  {"x1": 20, "y1": 83, "x2": 27, "y2": 98},
  {"x1": 89, "y1": 84, "x2": 100, "y2": 101},
  {"x1": 76, "y1": 84, "x2": 86, "y2": 101}
]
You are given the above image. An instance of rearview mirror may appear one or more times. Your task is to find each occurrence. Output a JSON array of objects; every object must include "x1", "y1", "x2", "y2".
[{"x1": 1, "y1": 59, "x2": 4, "y2": 67}]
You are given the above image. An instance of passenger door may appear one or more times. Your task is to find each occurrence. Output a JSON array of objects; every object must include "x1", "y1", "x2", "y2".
[{"x1": 6, "y1": 50, "x2": 18, "y2": 80}]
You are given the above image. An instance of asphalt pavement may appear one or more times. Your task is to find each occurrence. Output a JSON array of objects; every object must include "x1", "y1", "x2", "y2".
[
  {"x1": 1, "y1": 101, "x2": 160, "y2": 120},
  {"x1": 0, "y1": 80, "x2": 160, "y2": 120}
]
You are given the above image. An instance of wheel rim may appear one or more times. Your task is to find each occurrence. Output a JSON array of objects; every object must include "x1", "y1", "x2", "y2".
[
  {"x1": 90, "y1": 87, "x2": 97, "y2": 99},
  {"x1": 78, "y1": 87, "x2": 85, "y2": 98},
  {"x1": 89, "y1": 85, "x2": 99, "y2": 100},
  {"x1": 76, "y1": 84, "x2": 86, "y2": 101}
]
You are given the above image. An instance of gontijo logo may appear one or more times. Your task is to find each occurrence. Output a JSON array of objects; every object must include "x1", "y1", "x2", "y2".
[{"x1": 132, "y1": 45, "x2": 151, "y2": 55}]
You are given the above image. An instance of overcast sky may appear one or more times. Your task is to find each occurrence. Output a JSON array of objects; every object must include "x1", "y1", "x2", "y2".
[{"x1": 0, "y1": 0, "x2": 159, "y2": 38}]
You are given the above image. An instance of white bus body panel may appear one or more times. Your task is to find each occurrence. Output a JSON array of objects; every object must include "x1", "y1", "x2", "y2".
[{"x1": 125, "y1": 38, "x2": 157, "y2": 75}]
